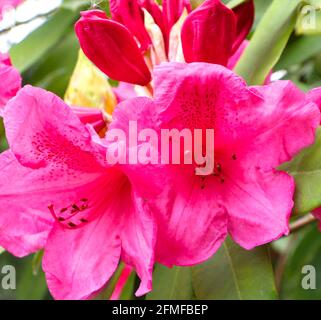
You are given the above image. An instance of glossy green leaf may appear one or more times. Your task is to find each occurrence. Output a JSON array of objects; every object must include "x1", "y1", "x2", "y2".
[
  {"x1": 192, "y1": 238, "x2": 277, "y2": 300},
  {"x1": 280, "y1": 128, "x2": 321, "y2": 215},
  {"x1": 147, "y1": 265, "x2": 194, "y2": 300},
  {"x1": 9, "y1": 8, "x2": 78, "y2": 73},
  {"x1": 234, "y1": 0, "x2": 303, "y2": 84},
  {"x1": 280, "y1": 223, "x2": 321, "y2": 299}
]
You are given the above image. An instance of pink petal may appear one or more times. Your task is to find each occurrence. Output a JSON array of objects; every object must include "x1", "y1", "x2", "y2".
[
  {"x1": 4, "y1": 85, "x2": 107, "y2": 170},
  {"x1": 0, "y1": 58, "x2": 21, "y2": 116},
  {"x1": 225, "y1": 169, "x2": 294, "y2": 249},
  {"x1": 0, "y1": 52, "x2": 11, "y2": 65},
  {"x1": 43, "y1": 208, "x2": 122, "y2": 300},
  {"x1": 120, "y1": 194, "x2": 156, "y2": 296},
  {"x1": 75, "y1": 10, "x2": 151, "y2": 86},
  {"x1": 0, "y1": 151, "x2": 54, "y2": 257},
  {"x1": 109, "y1": 0, "x2": 151, "y2": 51},
  {"x1": 308, "y1": 87, "x2": 321, "y2": 117},
  {"x1": 154, "y1": 166, "x2": 227, "y2": 267},
  {"x1": 232, "y1": 0, "x2": 254, "y2": 53},
  {"x1": 181, "y1": 0, "x2": 236, "y2": 65},
  {"x1": 113, "y1": 82, "x2": 138, "y2": 103},
  {"x1": 247, "y1": 81, "x2": 321, "y2": 169}
]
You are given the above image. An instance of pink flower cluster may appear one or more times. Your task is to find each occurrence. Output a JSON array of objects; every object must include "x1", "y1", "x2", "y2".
[{"x1": 0, "y1": 0, "x2": 321, "y2": 300}]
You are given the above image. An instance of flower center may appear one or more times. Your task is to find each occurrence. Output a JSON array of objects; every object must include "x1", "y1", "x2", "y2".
[
  {"x1": 198, "y1": 153, "x2": 238, "y2": 189},
  {"x1": 48, "y1": 198, "x2": 91, "y2": 229}
]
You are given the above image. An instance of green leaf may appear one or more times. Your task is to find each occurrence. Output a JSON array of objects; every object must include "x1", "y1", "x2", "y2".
[
  {"x1": 61, "y1": 0, "x2": 91, "y2": 11},
  {"x1": 0, "y1": 247, "x2": 4, "y2": 255},
  {"x1": 15, "y1": 255, "x2": 48, "y2": 300},
  {"x1": 9, "y1": 8, "x2": 78, "y2": 73},
  {"x1": 276, "y1": 35, "x2": 321, "y2": 69},
  {"x1": 32, "y1": 250, "x2": 44, "y2": 276},
  {"x1": 192, "y1": 238, "x2": 277, "y2": 300},
  {"x1": 280, "y1": 223, "x2": 321, "y2": 299},
  {"x1": 22, "y1": 29, "x2": 79, "y2": 98},
  {"x1": 147, "y1": 265, "x2": 194, "y2": 300},
  {"x1": 148, "y1": 238, "x2": 276, "y2": 300},
  {"x1": 234, "y1": 0, "x2": 303, "y2": 84},
  {"x1": 280, "y1": 127, "x2": 321, "y2": 215},
  {"x1": 227, "y1": 0, "x2": 247, "y2": 9}
]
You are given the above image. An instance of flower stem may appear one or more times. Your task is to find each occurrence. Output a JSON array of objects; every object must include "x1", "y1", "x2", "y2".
[{"x1": 289, "y1": 213, "x2": 317, "y2": 233}]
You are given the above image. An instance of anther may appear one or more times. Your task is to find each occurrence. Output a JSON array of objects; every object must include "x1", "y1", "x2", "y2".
[
  {"x1": 232, "y1": 154, "x2": 237, "y2": 160},
  {"x1": 68, "y1": 222, "x2": 77, "y2": 228},
  {"x1": 72, "y1": 204, "x2": 80, "y2": 211}
]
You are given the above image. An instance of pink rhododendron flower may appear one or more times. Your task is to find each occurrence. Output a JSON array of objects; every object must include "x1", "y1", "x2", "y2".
[
  {"x1": 109, "y1": 62, "x2": 320, "y2": 265},
  {"x1": 75, "y1": 0, "x2": 254, "y2": 86},
  {"x1": 0, "y1": 52, "x2": 21, "y2": 116},
  {"x1": 0, "y1": 85, "x2": 162, "y2": 299}
]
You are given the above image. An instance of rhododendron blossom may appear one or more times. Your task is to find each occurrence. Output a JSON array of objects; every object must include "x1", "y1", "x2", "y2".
[
  {"x1": 0, "y1": 85, "x2": 163, "y2": 300},
  {"x1": 0, "y1": 52, "x2": 21, "y2": 116},
  {"x1": 108, "y1": 62, "x2": 320, "y2": 265},
  {"x1": 75, "y1": 0, "x2": 254, "y2": 87}
]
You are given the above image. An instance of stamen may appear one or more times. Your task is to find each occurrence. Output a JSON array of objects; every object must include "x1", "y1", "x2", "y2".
[
  {"x1": 47, "y1": 198, "x2": 91, "y2": 229},
  {"x1": 72, "y1": 204, "x2": 80, "y2": 211}
]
